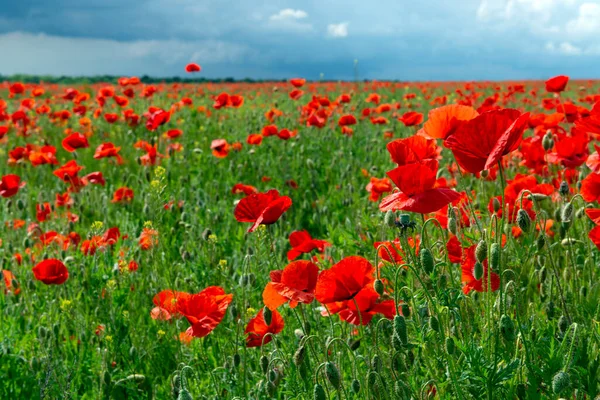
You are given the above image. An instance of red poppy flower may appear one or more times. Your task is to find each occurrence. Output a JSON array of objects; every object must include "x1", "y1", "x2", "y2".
[
  {"x1": 398, "y1": 111, "x2": 424, "y2": 126},
  {"x1": 444, "y1": 109, "x2": 530, "y2": 174},
  {"x1": 232, "y1": 183, "x2": 258, "y2": 196},
  {"x1": 586, "y1": 208, "x2": 600, "y2": 225},
  {"x1": 365, "y1": 177, "x2": 393, "y2": 202},
  {"x1": 247, "y1": 134, "x2": 263, "y2": 145},
  {"x1": 289, "y1": 78, "x2": 306, "y2": 88},
  {"x1": 590, "y1": 226, "x2": 600, "y2": 250},
  {"x1": 139, "y1": 228, "x2": 158, "y2": 250},
  {"x1": 112, "y1": 187, "x2": 134, "y2": 203},
  {"x1": 380, "y1": 161, "x2": 462, "y2": 214},
  {"x1": 315, "y1": 256, "x2": 374, "y2": 304},
  {"x1": 36, "y1": 202, "x2": 52, "y2": 222},
  {"x1": 338, "y1": 114, "x2": 357, "y2": 126},
  {"x1": 587, "y1": 144, "x2": 600, "y2": 174},
  {"x1": 83, "y1": 172, "x2": 106, "y2": 186},
  {"x1": 165, "y1": 129, "x2": 183, "y2": 139},
  {"x1": 245, "y1": 308, "x2": 285, "y2": 347},
  {"x1": 386, "y1": 135, "x2": 438, "y2": 166},
  {"x1": 545, "y1": 75, "x2": 569, "y2": 93},
  {"x1": 575, "y1": 102, "x2": 600, "y2": 136},
  {"x1": 286, "y1": 230, "x2": 331, "y2": 261},
  {"x1": 289, "y1": 89, "x2": 304, "y2": 100},
  {"x1": 234, "y1": 189, "x2": 292, "y2": 232},
  {"x1": 2, "y1": 270, "x2": 20, "y2": 295},
  {"x1": 177, "y1": 286, "x2": 233, "y2": 338},
  {"x1": 94, "y1": 143, "x2": 123, "y2": 164},
  {"x1": 374, "y1": 237, "x2": 419, "y2": 264},
  {"x1": 151, "y1": 290, "x2": 191, "y2": 320},
  {"x1": 211, "y1": 139, "x2": 229, "y2": 158},
  {"x1": 547, "y1": 129, "x2": 589, "y2": 169},
  {"x1": 61, "y1": 132, "x2": 89, "y2": 152},
  {"x1": 581, "y1": 172, "x2": 600, "y2": 203},
  {"x1": 262, "y1": 125, "x2": 278, "y2": 137},
  {"x1": 32, "y1": 259, "x2": 69, "y2": 285},
  {"x1": 461, "y1": 245, "x2": 499, "y2": 294},
  {"x1": 0, "y1": 175, "x2": 25, "y2": 198},
  {"x1": 263, "y1": 260, "x2": 319, "y2": 310},
  {"x1": 185, "y1": 63, "x2": 201, "y2": 73},
  {"x1": 446, "y1": 235, "x2": 462, "y2": 263},
  {"x1": 337, "y1": 288, "x2": 396, "y2": 325},
  {"x1": 422, "y1": 104, "x2": 479, "y2": 139}
]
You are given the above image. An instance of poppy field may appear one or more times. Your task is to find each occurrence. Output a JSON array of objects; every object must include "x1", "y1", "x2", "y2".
[{"x1": 2, "y1": 72, "x2": 600, "y2": 399}]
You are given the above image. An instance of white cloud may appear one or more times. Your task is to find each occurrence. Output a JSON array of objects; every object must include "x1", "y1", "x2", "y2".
[
  {"x1": 545, "y1": 41, "x2": 582, "y2": 55},
  {"x1": 0, "y1": 31, "x2": 253, "y2": 76},
  {"x1": 566, "y1": 3, "x2": 600, "y2": 38},
  {"x1": 269, "y1": 9, "x2": 308, "y2": 21},
  {"x1": 327, "y1": 22, "x2": 349, "y2": 38}
]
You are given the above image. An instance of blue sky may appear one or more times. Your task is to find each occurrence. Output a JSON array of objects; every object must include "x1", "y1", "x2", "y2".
[{"x1": 0, "y1": 0, "x2": 599, "y2": 80}]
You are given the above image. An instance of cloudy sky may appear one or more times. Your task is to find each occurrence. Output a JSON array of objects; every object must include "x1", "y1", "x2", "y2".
[{"x1": 1, "y1": 0, "x2": 599, "y2": 80}]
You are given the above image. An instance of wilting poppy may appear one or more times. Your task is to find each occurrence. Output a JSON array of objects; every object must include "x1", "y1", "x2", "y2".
[
  {"x1": 380, "y1": 161, "x2": 462, "y2": 214},
  {"x1": 234, "y1": 189, "x2": 292, "y2": 232},
  {"x1": 0, "y1": 175, "x2": 25, "y2": 198},
  {"x1": 263, "y1": 260, "x2": 319, "y2": 310},
  {"x1": 62, "y1": 132, "x2": 89, "y2": 152},
  {"x1": 177, "y1": 287, "x2": 233, "y2": 338},
  {"x1": 287, "y1": 230, "x2": 331, "y2": 261},
  {"x1": 32, "y1": 259, "x2": 69, "y2": 285},
  {"x1": 444, "y1": 109, "x2": 530, "y2": 174},
  {"x1": 245, "y1": 308, "x2": 285, "y2": 347},
  {"x1": 545, "y1": 75, "x2": 569, "y2": 93},
  {"x1": 185, "y1": 63, "x2": 201, "y2": 73},
  {"x1": 315, "y1": 256, "x2": 374, "y2": 304}
]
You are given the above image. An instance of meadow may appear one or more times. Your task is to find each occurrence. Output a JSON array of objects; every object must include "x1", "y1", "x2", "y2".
[{"x1": 1, "y1": 72, "x2": 600, "y2": 399}]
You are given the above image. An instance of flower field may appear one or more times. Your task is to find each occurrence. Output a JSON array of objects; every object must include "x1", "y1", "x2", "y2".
[{"x1": 2, "y1": 73, "x2": 600, "y2": 399}]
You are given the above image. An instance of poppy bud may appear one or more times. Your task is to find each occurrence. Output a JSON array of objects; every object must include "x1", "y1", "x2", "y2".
[
  {"x1": 371, "y1": 355, "x2": 382, "y2": 372},
  {"x1": 177, "y1": 388, "x2": 193, "y2": 400},
  {"x1": 268, "y1": 369, "x2": 277, "y2": 383},
  {"x1": 448, "y1": 217, "x2": 457, "y2": 235},
  {"x1": 129, "y1": 346, "x2": 137, "y2": 359},
  {"x1": 429, "y1": 316, "x2": 440, "y2": 332},
  {"x1": 348, "y1": 338, "x2": 361, "y2": 351},
  {"x1": 306, "y1": 158, "x2": 315, "y2": 169},
  {"x1": 445, "y1": 337, "x2": 455, "y2": 355},
  {"x1": 580, "y1": 286, "x2": 587, "y2": 298},
  {"x1": 233, "y1": 353, "x2": 241, "y2": 367},
  {"x1": 439, "y1": 273, "x2": 448, "y2": 289},
  {"x1": 201, "y1": 228, "x2": 212, "y2": 241},
  {"x1": 373, "y1": 279, "x2": 384, "y2": 296},
  {"x1": 263, "y1": 306, "x2": 272, "y2": 326},
  {"x1": 447, "y1": 205, "x2": 457, "y2": 219},
  {"x1": 420, "y1": 248, "x2": 434, "y2": 274},
  {"x1": 351, "y1": 379, "x2": 361, "y2": 394},
  {"x1": 384, "y1": 210, "x2": 395, "y2": 227},
  {"x1": 493, "y1": 198, "x2": 501, "y2": 213},
  {"x1": 313, "y1": 383, "x2": 327, "y2": 400},
  {"x1": 38, "y1": 326, "x2": 48, "y2": 339},
  {"x1": 16, "y1": 199, "x2": 25, "y2": 210},
  {"x1": 558, "y1": 315, "x2": 568, "y2": 334},
  {"x1": 475, "y1": 240, "x2": 487, "y2": 263},
  {"x1": 489, "y1": 243, "x2": 500, "y2": 270},
  {"x1": 558, "y1": 181, "x2": 569, "y2": 196},
  {"x1": 517, "y1": 209, "x2": 531, "y2": 232},
  {"x1": 230, "y1": 305, "x2": 239, "y2": 320},
  {"x1": 552, "y1": 371, "x2": 570, "y2": 394},
  {"x1": 325, "y1": 362, "x2": 341, "y2": 389},
  {"x1": 293, "y1": 345, "x2": 306, "y2": 366},
  {"x1": 542, "y1": 131, "x2": 554, "y2": 151},
  {"x1": 260, "y1": 355, "x2": 269, "y2": 374},
  {"x1": 575, "y1": 207, "x2": 585, "y2": 219},
  {"x1": 401, "y1": 303, "x2": 410, "y2": 318},
  {"x1": 536, "y1": 235, "x2": 546, "y2": 251},
  {"x1": 393, "y1": 315, "x2": 408, "y2": 345},
  {"x1": 473, "y1": 261, "x2": 484, "y2": 280},
  {"x1": 480, "y1": 169, "x2": 488, "y2": 178},
  {"x1": 500, "y1": 314, "x2": 515, "y2": 341},
  {"x1": 561, "y1": 202, "x2": 574, "y2": 223}
]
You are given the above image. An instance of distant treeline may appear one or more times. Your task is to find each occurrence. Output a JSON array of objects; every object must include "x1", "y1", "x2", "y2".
[{"x1": 0, "y1": 74, "x2": 288, "y2": 84}]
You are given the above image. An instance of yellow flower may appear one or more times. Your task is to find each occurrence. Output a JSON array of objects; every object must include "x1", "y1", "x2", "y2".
[{"x1": 60, "y1": 299, "x2": 72, "y2": 312}]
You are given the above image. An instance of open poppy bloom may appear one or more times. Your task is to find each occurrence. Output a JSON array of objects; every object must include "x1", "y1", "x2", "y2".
[
  {"x1": 386, "y1": 135, "x2": 438, "y2": 166},
  {"x1": 232, "y1": 183, "x2": 258, "y2": 196},
  {"x1": 545, "y1": 75, "x2": 569, "y2": 93},
  {"x1": 112, "y1": 187, "x2": 134, "y2": 203},
  {"x1": 287, "y1": 230, "x2": 331, "y2": 260},
  {"x1": 460, "y1": 245, "x2": 499, "y2": 294},
  {"x1": 444, "y1": 109, "x2": 530, "y2": 174},
  {"x1": 581, "y1": 172, "x2": 600, "y2": 203},
  {"x1": 150, "y1": 290, "x2": 192, "y2": 320},
  {"x1": 211, "y1": 139, "x2": 229, "y2": 158},
  {"x1": 245, "y1": 308, "x2": 285, "y2": 347},
  {"x1": 2, "y1": 270, "x2": 20, "y2": 295},
  {"x1": 185, "y1": 63, "x2": 201, "y2": 73},
  {"x1": 289, "y1": 78, "x2": 306, "y2": 88},
  {"x1": 337, "y1": 288, "x2": 396, "y2": 325},
  {"x1": 586, "y1": 208, "x2": 600, "y2": 225},
  {"x1": 0, "y1": 175, "x2": 25, "y2": 198},
  {"x1": 590, "y1": 226, "x2": 600, "y2": 250},
  {"x1": 177, "y1": 287, "x2": 233, "y2": 338},
  {"x1": 53, "y1": 160, "x2": 85, "y2": 190},
  {"x1": 62, "y1": 132, "x2": 89, "y2": 152},
  {"x1": 32, "y1": 259, "x2": 69, "y2": 285},
  {"x1": 234, "y1": 189, "x2": 292, "y2": 232},
  {"x1": 374, "y1": 237, "x2": 419, "y2": 264},
  {"x1": 398, "y1": 111, "x2": 424, "y2": 126},
  {"x1": 380, "y1": 161, "x2": 462, "y2": 214},
  {"x1": 315, "y1": 256, "x2": 374, "y2": 304},
  {"x1": 139, "y1": 227, "x2": 158, "y2": 250},
  {"x1": 422, "y1": 104, "x2": 479, "y2": 139},
  {"x1": 587, "y1": 144, "x2": 600, "y2": 173},
  {"x1": 575, "y1": 102, "x2": 600, "y2": 136},
  {"x1": 338, "y1": 114, "x2": 357, "y2": 126},
  {"x1": 263, "y1": 260, "x2": 319, "y2": 310},
  {"x1": 94, "y1": 143, "x2": 123, "y2": 164},
  {"x1": 365, "y1": 177, "x2": 393, "y2": 202}
]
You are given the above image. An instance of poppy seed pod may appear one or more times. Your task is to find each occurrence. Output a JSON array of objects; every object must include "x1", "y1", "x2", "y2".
[
  {"x1": 552, "y1": 371, "x2": 570, "y2": 394},
  {"x1": 420, "y1": 248, "x2": 434, "y2": 274},
  {"x1": 475, "y1": 240, "x2": 487, "y2": 263},
  {"x1": 325, "y1": 361, "x2": 341, "y2": 389}
]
